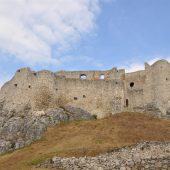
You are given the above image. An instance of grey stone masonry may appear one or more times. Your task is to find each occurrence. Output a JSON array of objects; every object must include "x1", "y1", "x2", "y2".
[{"x1": 39, "y1": 141, "x2": 170, "y2": 170}]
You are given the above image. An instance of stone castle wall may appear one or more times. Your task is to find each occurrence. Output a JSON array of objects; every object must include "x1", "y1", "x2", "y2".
[
  {"x1": 0, "y1": 68, "x2": 124, "y2": 118},
  {"x1": 125, "y1": 60, "x2": 170, "y2": 116},
  {"x1": 0, "y1": 59, "x2": 170, "y2": 118}
]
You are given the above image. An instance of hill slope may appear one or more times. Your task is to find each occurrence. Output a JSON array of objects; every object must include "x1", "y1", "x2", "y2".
[{"x1": 0, "y1": 112, "x2": 170, "y2": 170}]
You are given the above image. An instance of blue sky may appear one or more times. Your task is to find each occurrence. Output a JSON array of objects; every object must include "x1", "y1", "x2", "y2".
[{"x1": 0, "y1": 0, "x2": 170, "y2": 85}]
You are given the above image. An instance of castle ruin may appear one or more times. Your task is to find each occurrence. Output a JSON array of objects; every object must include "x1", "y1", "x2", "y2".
[{"x1": 0, "y1": 59, "x2": 170, "y2": 118}]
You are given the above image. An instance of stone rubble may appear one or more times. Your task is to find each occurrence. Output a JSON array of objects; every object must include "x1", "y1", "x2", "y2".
[{"x1": 39, "y1": 141, "x2": 170, "y2": 170}]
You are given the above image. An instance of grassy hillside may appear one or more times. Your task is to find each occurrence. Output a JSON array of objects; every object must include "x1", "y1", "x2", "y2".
[{"x1": 0, "y1": 112, "x2": 170, "y2": 170}]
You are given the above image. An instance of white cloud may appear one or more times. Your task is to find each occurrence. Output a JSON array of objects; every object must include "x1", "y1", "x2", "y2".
[
  {"x1": 0, "y1": 0, "x2": 101, "y2": 64},
  {"x1": 124, "y1": 63, "x2": 144, "y2": 73},
  {"x1": 0, "y1": 72, "x2": 11, "y2": 88},
  {"x1": 0, "y1": 78, "x2": 8, "y2": 88},
  {"x1": 148, "y1": 57, "x2": 170, "y2": 65},
  {"x1": 147, "y1": 57, "x2": 161, "y2": 65},
  {"x1": 123, "y1": 57, "x2": 170, "y2": 73}
]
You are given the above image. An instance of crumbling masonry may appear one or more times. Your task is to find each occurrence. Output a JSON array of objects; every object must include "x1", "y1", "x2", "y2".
[{"x1": 0, "y1": 59, "x2": 170, "y2": 118}]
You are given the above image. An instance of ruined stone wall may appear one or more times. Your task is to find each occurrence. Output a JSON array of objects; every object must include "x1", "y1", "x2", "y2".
[
  {"x1": 0, "y1": 59, "x2": 170, "y2": 118},
  {"x1": 0, "y1": 68, "x2": 125, "y2": 118},
  {"x1": 145, "y1": 60, "x2": 170, "y2": 115},
  {"x1": 39, "y1": 141, "x2": 170, "y2": 170},
  {"x1": 56, "y1": 68, "x2": 125, "y2": 81},
  {"x1": 124, "y1": 60, "x2": 170, "y2": 116},
  {"x1": 0, "y1": 68, "x2": 61, "y2": 114},
  {"x1": 57, "y1": 78, "x2": 124, "y2": 118},
  {"x1": 125, "y1": 70, "x2": 146, "y2": 112}
]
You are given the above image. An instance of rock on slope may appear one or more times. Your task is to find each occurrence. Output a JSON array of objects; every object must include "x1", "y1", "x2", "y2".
[
  {"x1": 0, "y1": 103, "x2": 94, "y2": 154},
  {"x1": 39, "y1": 141, "x2": 170, "y2": 170}
]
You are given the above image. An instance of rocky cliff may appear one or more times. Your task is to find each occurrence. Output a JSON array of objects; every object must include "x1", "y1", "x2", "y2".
[{"x1": 0, "y1": 102, "x2": 94, "y2": 154}]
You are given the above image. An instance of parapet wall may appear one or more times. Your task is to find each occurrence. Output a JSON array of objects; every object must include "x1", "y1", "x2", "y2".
[{"x1": 56, "y1": 68, "x2": 125, "y2": 81}]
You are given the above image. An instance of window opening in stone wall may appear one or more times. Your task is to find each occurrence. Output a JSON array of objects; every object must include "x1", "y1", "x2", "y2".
[
  {"x1": 14, "y1": 84, "x2": 17, "y2": 87},
  {"x1": 83, "y1": 95, "x2": 86, "y2": 98},
  {"x1": 99, "y1": 74, "x2": 105, "y2": 80},
  {"x1": 130, "y1": 82, "x2": 134, "y2": 88},
  {"x1": 28, "y1": 85, "x2": 31, "y2": 88},
  {"x1": 80, "y1": 74, "x2": 87, "y2": 80},
  {"x1": 167, "y1": 110, "x2": 170, "y2": 115},
  {"x1": 17, "y1": 69, "x2": 20, "y2": 72},
  {"x1": 74, "y1": 97, "x2": 78, "y2": 100},
  {"x1": 33, "y1": 73, "x2": 37, "y2": 76},
  {"x1": 166, "y1": 78, "x2": 168, "y2": 81},
  {"x1": 126, "y1": 99, "x2": 129, "y2": 107}
]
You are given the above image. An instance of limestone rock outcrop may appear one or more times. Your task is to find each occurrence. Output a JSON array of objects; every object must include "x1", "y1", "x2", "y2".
[{"x1": 0, "y1": 104, "x2": 94, "y2": 154}]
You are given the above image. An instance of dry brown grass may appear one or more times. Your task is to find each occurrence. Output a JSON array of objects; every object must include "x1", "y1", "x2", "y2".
[{"x1": 0, "y1": 112, "x2": 170, "y2": 170}]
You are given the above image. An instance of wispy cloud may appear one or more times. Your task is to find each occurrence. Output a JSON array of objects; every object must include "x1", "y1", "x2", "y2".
[
  {"x1": 123, "y1": 63, "x2": 144, "y2": 73},
  {"x1": 0, "y1": 0, "x2": 102, "y2": 65},
  {"x1": 0, "y1": 71, "x2": 12, "y2": 87},
  {"x1": 147, "y1": 57, "x2": 170, "y2": 65},
  {"x1": 122, "y1": 56, "x2": 170, "y2": 73}
]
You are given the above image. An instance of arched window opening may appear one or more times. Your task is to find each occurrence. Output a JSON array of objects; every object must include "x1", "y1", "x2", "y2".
[
  {"x1": 126, "y1": 99, "x2": 129, "y2": 107},
  {"x1": 80, "y1": 74, "x2": 87, "y2": 80},
  {"x1": 130, "y1": 82, "x2": 134, "y2": 88},
  {"x1": 33, "y1": 73, "x2": 37, "y2": 76},
  {"x1": 99, "y1": 74, "x2": 105, "y2": 80}
]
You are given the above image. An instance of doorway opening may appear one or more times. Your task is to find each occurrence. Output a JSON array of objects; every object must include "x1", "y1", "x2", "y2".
[{"x1": 126, "y1": 99, "x2": 129, "y2": 107}]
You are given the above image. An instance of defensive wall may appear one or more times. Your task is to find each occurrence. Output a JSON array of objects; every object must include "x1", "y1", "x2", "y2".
[{"x1": 0, "y1": 59, "x2": 170, "y2": 118}]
